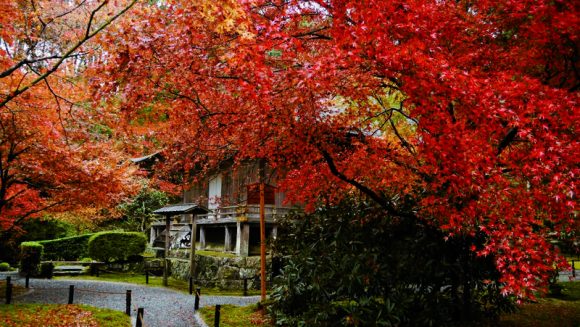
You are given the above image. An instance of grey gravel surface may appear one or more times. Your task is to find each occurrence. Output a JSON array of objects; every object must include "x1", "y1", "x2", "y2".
[{"x1": 7, "y1": 277, "x2": 260, "y2": 327}]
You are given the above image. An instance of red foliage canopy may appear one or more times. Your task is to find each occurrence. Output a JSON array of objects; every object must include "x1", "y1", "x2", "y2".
[
  {"x1": 0, "y1": 1, "x2": 138, "y2": 233},
  {"x1": 98, "y1": 0, "x2": 578, "y2": 297}
]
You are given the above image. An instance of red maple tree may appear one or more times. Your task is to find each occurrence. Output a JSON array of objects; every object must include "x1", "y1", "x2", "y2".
[
  {"x1": 97, "y1": 0, "x2": 578, "y2": 298},
  {"x1": 0, "y1": 0, "x2": 139, "y2": 234}
]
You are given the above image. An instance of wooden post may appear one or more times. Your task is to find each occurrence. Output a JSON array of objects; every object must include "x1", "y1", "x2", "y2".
[
  {"x1": 68, "y1": 285, "x2": 74, "y2": 304},
  {"x1": 189, "y1": 214, "x2": 198, "y2": 287},
  {"x1": 194, "y1": 287, "x2": 201, "y2": 310},
  {"x1": 199, "y1": 226, "x2": 206, "y2": 249},
  {"x1": 259, "y1": 182, "x2": 266, "y2": 301},
  {"x1": 5, "y1": 277, "x2": 12, "y2": 304},
  {"x1": 125, "y1": 290, "x2": 131, "y2": 316},
  {"x1": 145, "y1": 270, "x2": 149, "y2": 284},
  {"x1": 238, "y1": 223, "x2": 250, "y2": 257},
  {"x1": 189, "y1": 277, "x2": 193, "y2": 295},
  {"x1": 224, "y1": 226, "x2": 232, "y2": 252},
  {"x1": 573, "y1": 260, "x2": 576, "y2": 278},
  {"x1": 25, "y1": 274, "x2": 29, "y2": 288},
  {"x1": 136, "y1": 307, "x2": 144, "y2": 327},
  {"x1": 163, "y1": 214, "x2": 171, "y2": 287},
  {"x1": 214, "y1": 304, "x2": 221, "y2": 327}
]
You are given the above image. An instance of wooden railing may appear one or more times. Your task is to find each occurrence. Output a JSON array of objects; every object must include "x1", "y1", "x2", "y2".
[{"x1": 196, "y1": 205, "x2": 294, "y2": 225}]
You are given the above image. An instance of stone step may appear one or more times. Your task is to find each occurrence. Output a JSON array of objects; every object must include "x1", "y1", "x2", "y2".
[{"x1": 53, "y1": 265, "x2": 87, "y2": 275}]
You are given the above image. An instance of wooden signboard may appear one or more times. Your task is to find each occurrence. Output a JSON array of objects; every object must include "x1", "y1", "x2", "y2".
[{"x1": 247, "y1": 183, "x2": 276, "y2": 205}]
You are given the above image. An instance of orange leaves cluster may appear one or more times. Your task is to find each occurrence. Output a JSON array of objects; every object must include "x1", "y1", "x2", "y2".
[
  {"x1": 1, "y1": 305, "x2": 98, "y2": 327},
  {"x1": 0, "y1": 0, "x2": 140, "y2": 232}
]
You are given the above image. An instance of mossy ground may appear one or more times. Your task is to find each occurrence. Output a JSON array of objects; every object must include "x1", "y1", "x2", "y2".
[{"x1": 199, "y1": 304, "x2": 271, "y2": 327}]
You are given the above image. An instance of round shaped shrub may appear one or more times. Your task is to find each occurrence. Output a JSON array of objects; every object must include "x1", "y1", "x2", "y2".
[
  {"x1": 88, "y1": 232, "x2": 147, "y2": 263},
  {"x1": 39, "y1": 262, "x2": 54, "y2": 279},
  {"x1": 0, "y1": 262, "x2": 10, "y2": 271}
]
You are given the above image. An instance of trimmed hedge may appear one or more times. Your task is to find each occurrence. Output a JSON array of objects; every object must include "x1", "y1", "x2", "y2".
[
  {"x1": 20, "y1": 242, "x2": 43, "y2": 276},
  {"x1": 88, "y1": 232, "x2": 147, "y2": 263},
  {"x1": 39, "y1": 262, "x2": 54, "y2": 279},
  {"x1": 38, "y1": 234, "x2": 94, "y2": 261}
]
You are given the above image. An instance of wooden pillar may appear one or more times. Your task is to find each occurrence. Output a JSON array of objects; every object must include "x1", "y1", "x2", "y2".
[
  {"x1": 235, "y1": 222, "x2": 242, "y2": 255},
  {"x1": 149, "y1": 226, "x2": 155, "y2": 246},
  {"x1": 224, "y1": 226, "x2": 232, "y2": 252},
  {"x1": 200, "y1": 226, "x2": 206, "y2": 249},
  {"x1": 189, "y1": 214, "x2": 198, "y2": 279},
  {"x1": 163, "y1": 214, "x2": 171, "y2": 286},
  {"x1": 259, "y1": 182, "x2": 266, "y2": 301},
  {"x1": 237, "y1": 223, "x2": 250, "y2": 257}
]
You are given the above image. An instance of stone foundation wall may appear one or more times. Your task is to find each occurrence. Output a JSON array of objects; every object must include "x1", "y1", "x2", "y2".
[{"x1": 168, "y1": 255, "x2": 271, "y2": 290}]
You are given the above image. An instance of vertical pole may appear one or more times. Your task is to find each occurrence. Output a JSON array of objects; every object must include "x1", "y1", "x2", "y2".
[
  {"x1": 96, "y1": 266, "x2": 99, "y2": 277},
  {"x1": 68, "y1": 285, "x2": 74, "y2": 304},
  {"x1": 243, "y1": 278, "x2": 248, "y2": 296},
  {"x1": 164, "y1": 214, "x2": 171, "y2": 287},
  {"x1": 136, "y1": 307, "x2": 144, "y2": 327},
  {"x1": 5, "y1": 277, "x2": 12, "y2": 304},
  {"x1": 125, "y1": 290, "x2": 131, "y2": 316},
  {"x1": 214, "y1": 305, "x2": 221, "y2": 327},
  {"x1": 573, "y1": 260, "x2": 576, "y2": 278},
  {"x1": 259, "y1": 182, "x2": 266, "y2": 301},
  {"x1": 194, "y1": 287, "x2": 201, "y2": 310},
  {"x1": 25, "y1": 274, "x2": 29, "y2": 288},
  {"x1": 189, "y1": 214, "x2": 198, "y2": 289},
  {"x1": 146, "y1": 270, "x2": 149, "y2": 284},
  {"x1": 189, "y1": 277, "x2": 193, "y2": 295}
]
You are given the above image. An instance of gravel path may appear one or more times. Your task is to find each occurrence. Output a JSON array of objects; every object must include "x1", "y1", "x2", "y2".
[{"x1": 6, "y1": 276, "x2": 260, "y2": 327}]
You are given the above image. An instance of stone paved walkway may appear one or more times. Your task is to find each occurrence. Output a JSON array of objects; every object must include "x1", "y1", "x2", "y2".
[{"x1": 5, "y1": 276, "x2": 260, "y2": 327}]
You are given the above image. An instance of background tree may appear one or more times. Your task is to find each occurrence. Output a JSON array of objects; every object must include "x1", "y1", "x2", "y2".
[
  {"x1": 97, "y1": 0, "x2": 578, "y2": 301},
  {"x1": 113, "y1": 185, "x2": 171, "y2": 232},
  {"x1": 0, "y1": 0, "x2": 140, "y2": 258}
]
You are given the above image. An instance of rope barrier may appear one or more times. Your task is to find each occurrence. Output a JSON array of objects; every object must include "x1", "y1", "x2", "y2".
[{"x1": 3, "y1": 285, "x2": 127, "y2": 295}]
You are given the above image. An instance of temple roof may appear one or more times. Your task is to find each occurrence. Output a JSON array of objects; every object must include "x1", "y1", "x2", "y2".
[{"x1": 153, "y1": 203, "x2": 209, "y2": 216}]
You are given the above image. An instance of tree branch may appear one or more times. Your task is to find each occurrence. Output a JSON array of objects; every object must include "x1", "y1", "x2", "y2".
[
  {"x1": 319, "y1": 148, "x2": 407, "y2": 218},
  {"x1": 0, "y1": 0, "x2": 138, "y2": 109},
  {"x1": 497, "y1": 127, "x2": 518, "y2": 156}
]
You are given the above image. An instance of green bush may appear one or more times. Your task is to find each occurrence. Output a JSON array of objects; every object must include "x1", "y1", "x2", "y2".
[
  {"x1": 39, "y1": 262, "x2": 54, "y2": 279},
  {"x1": 88, "y1": 231, "x2": 147, "y2": 263},
  {"x1": 20, "y1": 242, "x2": 44, "y2": 276},
  {"x1": 269, "y1": 201, "x2": 514, "y2": 326},
  {"x1": 0, "y1": 262, "x2": 10, "y2": 271},
  {"x1": 38, "y1": 234, "x2": 95, "y2": 261},
  {"x1": 0, "y1": 216, "x2": 77, "y2": 265}
]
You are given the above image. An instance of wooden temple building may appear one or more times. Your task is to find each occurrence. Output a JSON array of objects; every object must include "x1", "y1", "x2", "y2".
[{"x1": 148, "y1": 161, "x2": 294, "y2": 256}]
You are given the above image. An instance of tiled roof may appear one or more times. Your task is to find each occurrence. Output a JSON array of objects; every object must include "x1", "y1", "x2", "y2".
[{"x1": 153, "y1": 203, "x2": 209, "y2": 215}]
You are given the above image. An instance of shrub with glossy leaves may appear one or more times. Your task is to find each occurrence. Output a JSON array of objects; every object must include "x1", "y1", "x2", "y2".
[
  {"x1": 88, "y1": 231, "x2": 147, "y2": 263},
  {"x1": 269, "y1": 201, "x2": 515, "y2": 326}
]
